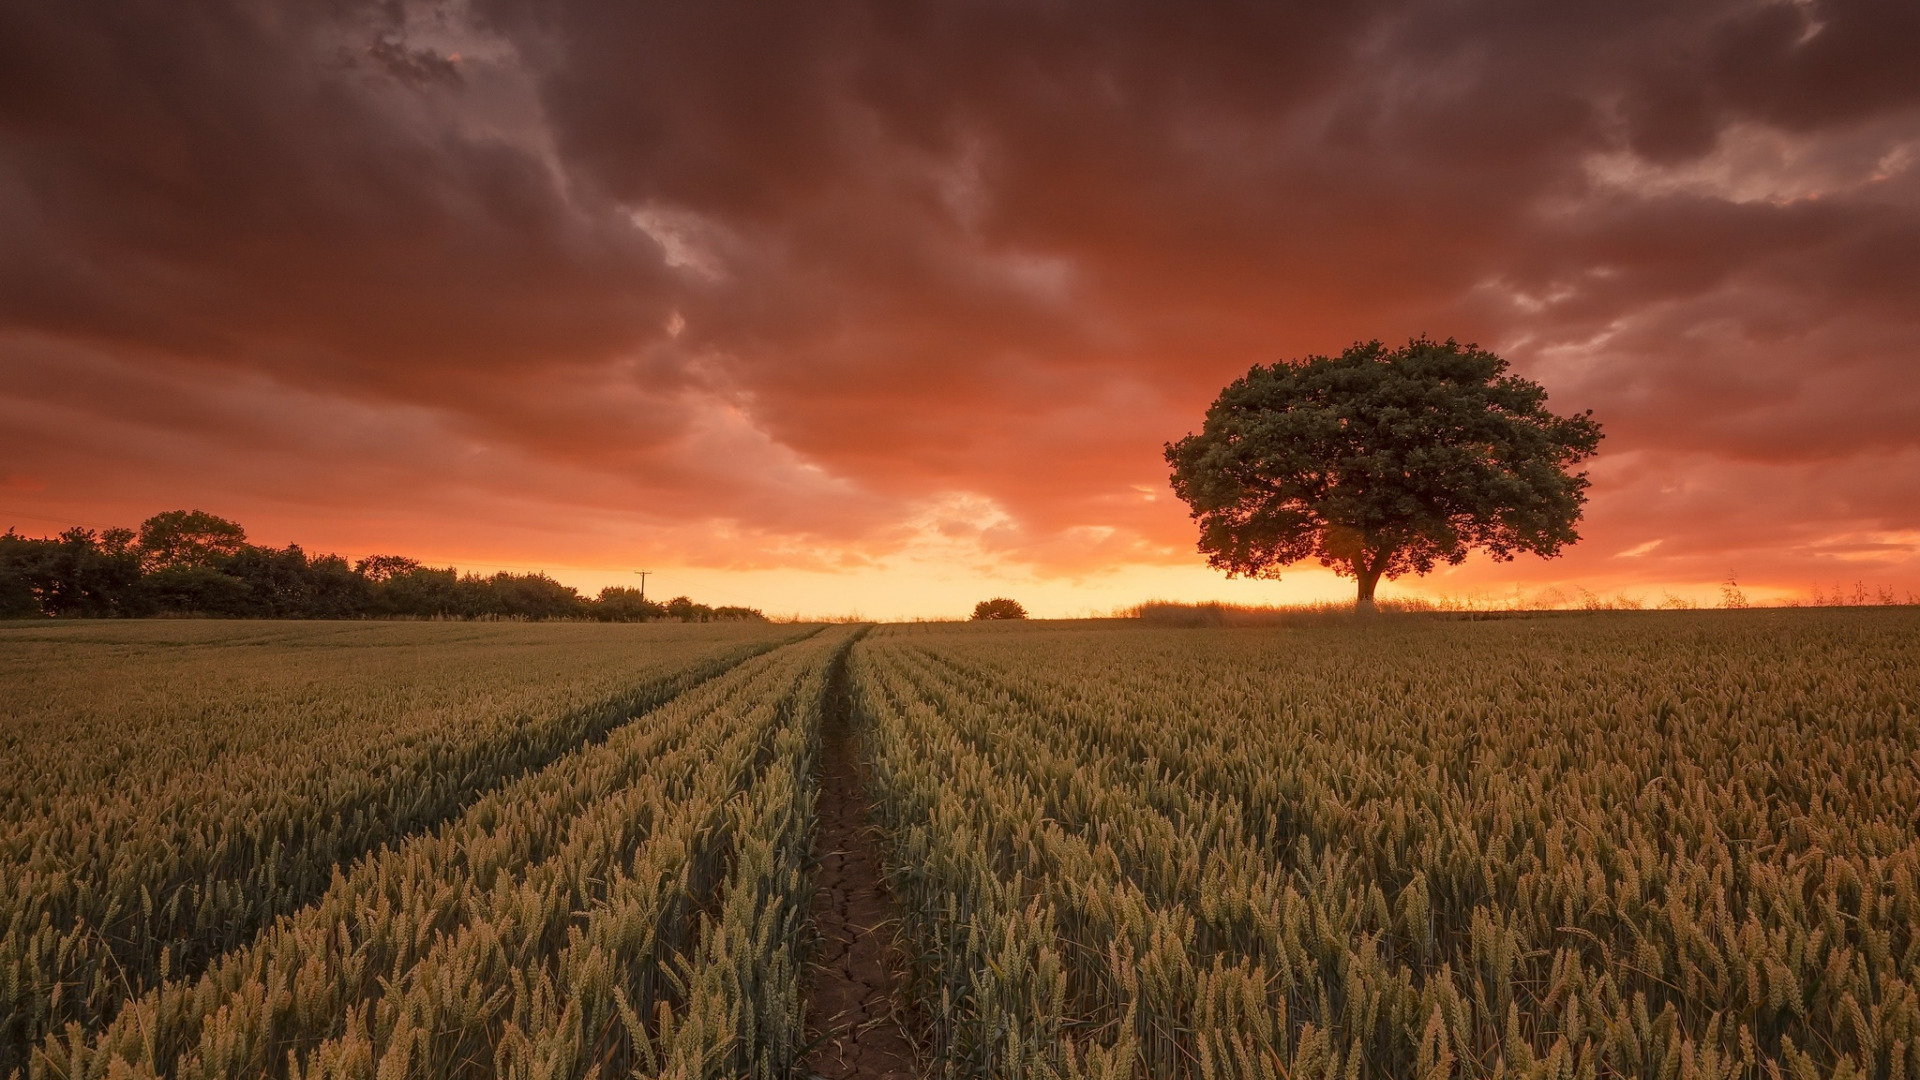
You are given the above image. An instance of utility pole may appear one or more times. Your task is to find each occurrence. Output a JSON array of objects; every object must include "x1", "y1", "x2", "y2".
[{"x1": 634, "y1": 571, "x2": 651, "y2": 603}]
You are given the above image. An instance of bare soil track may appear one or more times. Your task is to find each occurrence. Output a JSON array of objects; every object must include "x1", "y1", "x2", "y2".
[{"x1": 801, "y1": 653, "x2": 922, "y2": 1080}]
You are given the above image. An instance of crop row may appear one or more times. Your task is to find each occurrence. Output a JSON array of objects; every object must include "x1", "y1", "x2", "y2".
[
  {"x1": 854, "y1": 612, "x2": 1920, "y2": 1079},
  {"x1": 1, "y1": 621, "x2": 803, "y2": 1074},
  {"x1": 25, "y1": 624, "x2": 854, "y2": 1080}
]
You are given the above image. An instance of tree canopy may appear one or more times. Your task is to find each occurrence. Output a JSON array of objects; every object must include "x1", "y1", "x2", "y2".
[
  {"x1": 971, "y1": 597, "x2": 1029, "y2": 620},
  {"x1": 1, "y1": 511, "x2": 769, "y2": 622},
  {"x1": 1164, "y1": 337, "x2": 1603, "y2": 611},
  {"x1": 137, "y1": 509, "x2": 248, "y2": 570}
]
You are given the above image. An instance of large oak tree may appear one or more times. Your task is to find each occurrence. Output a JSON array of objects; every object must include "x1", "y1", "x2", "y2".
[{"x1": 1165, "y1": 338, "x2": 1603, "y2": 611}]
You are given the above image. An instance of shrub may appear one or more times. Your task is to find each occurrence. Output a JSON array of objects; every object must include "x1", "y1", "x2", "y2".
[{"x1": 971, "y1": 597, "x2": 1028, "y2": 620}]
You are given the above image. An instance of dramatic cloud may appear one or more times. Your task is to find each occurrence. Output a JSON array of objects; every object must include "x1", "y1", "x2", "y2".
[{"x1": 4, "y1": 0, "x2": 1916, "y2": 614}]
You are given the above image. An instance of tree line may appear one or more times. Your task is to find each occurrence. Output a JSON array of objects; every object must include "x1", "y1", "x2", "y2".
[{"x1": 0, "y1": 510, "x2": 764, "y2": 622}]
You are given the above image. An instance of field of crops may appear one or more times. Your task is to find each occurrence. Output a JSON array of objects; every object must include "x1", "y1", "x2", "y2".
[
  {"x1": 1, "y1": 620, "x2": 814, "y2": 1078},
  {"x1": 855, "y1": 611, "x2": 1920, "y2": 1080},
  {"x1": 3, "y1": 610, "x2": 1917, "y2": 1080}
]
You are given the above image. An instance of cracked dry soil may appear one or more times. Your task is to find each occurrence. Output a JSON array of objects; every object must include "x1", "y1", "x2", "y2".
[{"x1": 801, "y1": 705, "x2": 922, "y2": 1080}]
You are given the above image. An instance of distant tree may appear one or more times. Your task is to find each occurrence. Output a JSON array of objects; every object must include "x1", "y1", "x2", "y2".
[
  {"x1": 481, "y1": 572, "x2": 585, "y2": 619},
  {"x1": 300, "y1": 552, "x2": 378, "y2": 617},
  {"x1": 377, "y1": 565, "x2": 466, "y2": 616},
  {"x1": 971, "y1": 597, "x2": 1028, "y2": 620},
  {"x1": 0, "y1": 530, "x2": 38, "y2": 617},
  {"x1": 138, "y1": 510, "x2": 247, "y2": 570},
  {"x1": 593, "y1": 585, "x2": 666, "y2": 621},
  {"x1": 711, "y1": 605, "x2": 768, "y2": 621},
  {"x1": 665, "y1": 595, "x2": 714, "y2": 622},
  {"x1": 1720, "y1": 573, "x2": 1749, "y2": 610},
  {"x1": 355, "y1": 554, "x2": 423, "y2": 583},
  {"x1": 5, "y1": 527, "x2": 151, "y2": 616},
  {"x1": 0, "y1": 511, "x2": 763, "y2": 622},
  {"x1": 147, "y1": 564, "x2": 252, "y2": 616},
  {"x1": 1166, "y1": 338, "x2": 1603, "y2": 612},
  {"x1": 223, "y1": 544, "x2": 375, "y2": 617}
]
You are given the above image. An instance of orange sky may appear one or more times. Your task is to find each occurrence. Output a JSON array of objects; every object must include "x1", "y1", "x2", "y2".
[{"x1": 4, "y1": 1, "x2": 1918, "y2": 619}]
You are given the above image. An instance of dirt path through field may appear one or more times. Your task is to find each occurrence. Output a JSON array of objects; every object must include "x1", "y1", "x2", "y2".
[{"x1": 801, "y1": 655, "x2": 922, "y2": 1080}]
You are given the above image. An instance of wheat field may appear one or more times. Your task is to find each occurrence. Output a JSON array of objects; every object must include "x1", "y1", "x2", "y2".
[{"x1": 3, "y1": 610, "x2": 1915, "y2": 1079}]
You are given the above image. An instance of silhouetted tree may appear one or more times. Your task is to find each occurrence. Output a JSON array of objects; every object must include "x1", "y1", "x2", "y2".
[
  {"x1": 480, "y1": 572, "x2": 584, "y2": 619},
  {"x1": 0, "y1": 527, "x2": 148, "y2": 616},
  {"x1": 224, "y1": 545, "x2": 373, "y2": 616},
  {"x1": 379, "y1": 565, "x2": 467, "y2": 616},
  {"x1": 0, "y1": 512, "x2": 753, "y2": 621},
  {"x1": 0, "y1": 530, "x2": 38, "y2": 617},
  {"x1": 971, "y1": 598, "x2": 1028, "y2": 620},
  {"x1": 354, "y1": 554, "x2": 422, "y2": 582},
  {"x1": 138, "y1": 510, "x2": 248, "y2": 570},
  {"x1": 593, "y1": 586, "x2": 666, "y2": 621},
  {"x1": 1166, "y1": 338, "x2": 1603, "y2": 612},
  {"x1": 665, "y1": 595, "x2": 713, "y2": 622},
  {"x1": 301, "y1": 553, "x2": 377, "y2": 616},
  {"x1": 147, "y1": 564, "x2": 253, "y2": 616}
]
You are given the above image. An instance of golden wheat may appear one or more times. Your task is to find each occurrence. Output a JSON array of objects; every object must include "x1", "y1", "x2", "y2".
[
  {"x1": 9, "y1": 611, "x2": 1913, "y2": 1080},
  {"x1": 0, "y1": 620, "x2": 804, "y2": 1077},
  {"x1": 854, "y1": 611, "x2": 1920, "y2": 1080},
  {"x1": 25, "y1": 624, "x2": 856, "y2": 1080}
]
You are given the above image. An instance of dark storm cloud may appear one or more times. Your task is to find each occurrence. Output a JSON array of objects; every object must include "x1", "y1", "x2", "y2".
[
  {"x1": 3, "y1": 0, "x2": 1917, "y2": 587},
  {"x1": 0, "y1": 1, "x2": 677, "y2": 383}
]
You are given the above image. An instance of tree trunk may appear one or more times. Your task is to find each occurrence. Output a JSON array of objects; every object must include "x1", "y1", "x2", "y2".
[{"x1": 1355, "y1": 565, "x2": 1382, "y2": 614}]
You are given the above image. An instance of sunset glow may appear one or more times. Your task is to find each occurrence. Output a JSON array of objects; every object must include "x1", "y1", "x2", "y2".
[{"x1": 5, "y1": 1, "x2": 1917, "y2": 618}]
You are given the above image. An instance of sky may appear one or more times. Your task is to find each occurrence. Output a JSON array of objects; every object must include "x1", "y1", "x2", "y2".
[{"x1": 3, "y1": 0, "x2": 1918, "y2": 619}]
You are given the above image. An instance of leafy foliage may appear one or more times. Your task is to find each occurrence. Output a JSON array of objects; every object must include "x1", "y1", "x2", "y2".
[
  {"x1": 136, "y1": 510, "x2": 247, "y2": 571},
  {"x1": 1165, "y1": 338, "x2": 1602, "y2": 607},
  {"x1": 971, "y1": 597, "x2": 1029, "y2": 620},
  {"x1": 0, "y1": 512, "x2": 764, "y2": 621}
]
